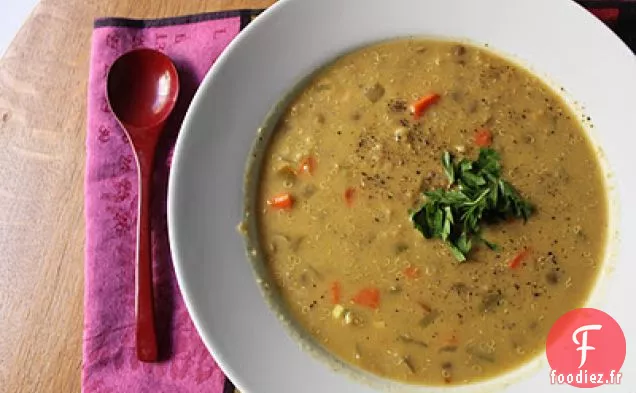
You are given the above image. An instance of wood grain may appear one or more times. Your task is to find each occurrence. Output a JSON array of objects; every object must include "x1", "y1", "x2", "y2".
[{"x1": 0, "y1": 1, "x2": 273, "y2": 392}]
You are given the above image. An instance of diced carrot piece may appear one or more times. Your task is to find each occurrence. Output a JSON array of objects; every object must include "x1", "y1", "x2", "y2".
[
  {"x1": 344, "y1": 187, "x2": 355, "y2": 206},
  {"x1": 267, "y1": 192, "x2": 294, "y2": 209},
  {"x1": 410, "y1": 93, "x2": 440, "y2": 120},
  {"x1": 330, "y1": 281, "x2": 341, "y2": 304},
  {"x1": 508, "y1": 247, "x2": 531, "y2": 269},
  {"x1": 404, "y1": 266, "x2": 420, "y2": 279},
  {"x1": 352, "y1": 287, "x2": 380, "y2": 309},
  {"x1": 297, "y1": 156, "x2": 316, "y2": 175},
  {"x1": 474, "y1": 128, "x2": 493, "y2": 147}
]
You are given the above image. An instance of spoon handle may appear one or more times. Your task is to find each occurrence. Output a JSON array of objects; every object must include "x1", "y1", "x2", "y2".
[{"x1": 135, "y1": 147, "x2": 158, "y2": 362}]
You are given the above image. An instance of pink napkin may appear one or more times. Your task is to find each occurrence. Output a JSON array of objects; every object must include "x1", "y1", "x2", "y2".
[{"x1": 83, "y1": 10, "x2": 261, "y2": 393}]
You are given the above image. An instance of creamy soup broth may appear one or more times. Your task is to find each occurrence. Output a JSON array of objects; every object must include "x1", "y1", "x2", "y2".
[{"x1": 252, "y1": 39, "x2": 607, "y2": 385}]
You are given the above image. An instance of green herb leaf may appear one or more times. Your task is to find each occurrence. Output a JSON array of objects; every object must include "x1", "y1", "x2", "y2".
[
  {"x1": 447, "y1": 242, "x2": 467, "y2": 262},
  {"x1": 434, "y1": 209, "x2": 445, "y2": 239},
  {"x1": 461, "y1": 172, "x2": 486, "y2": 187},
  {"x1": 478, "y1": 236, "x2": 500, "y2": 251},
  {"x1": 410, "y1": 147, "x2": 534, "y2": 262},
  {"x1": 444, "y1": 206, "x2": 454, "y2": 224},
  {"x1": 456, "y1": 232, "x2": 472, "y2": 255},
  {"x1": 459, "y1": 159, "x2": 472, "y2": 174}
]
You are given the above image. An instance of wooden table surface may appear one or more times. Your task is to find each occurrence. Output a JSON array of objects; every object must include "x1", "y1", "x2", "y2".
[{"x1": 0, "y1": 1, "x2": 273, "y2": 392}]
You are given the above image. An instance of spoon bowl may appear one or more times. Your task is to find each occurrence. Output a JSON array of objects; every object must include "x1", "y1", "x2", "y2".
[
  {"x1": 108, "y1": 49, "x2": 179, "y2": 130},
  {"x1": 107, "y1": 48, "x2": 180, "y2": 362}
]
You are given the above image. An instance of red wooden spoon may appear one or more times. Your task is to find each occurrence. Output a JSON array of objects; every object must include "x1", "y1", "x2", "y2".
[{"x1": 106, "y1": 48, "x2": 179, "y2": 362}]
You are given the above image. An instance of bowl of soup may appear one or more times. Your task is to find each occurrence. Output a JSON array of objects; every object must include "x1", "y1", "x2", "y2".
[{"x1": 167, "y1": 0, "x2": 636, "y2": 392}]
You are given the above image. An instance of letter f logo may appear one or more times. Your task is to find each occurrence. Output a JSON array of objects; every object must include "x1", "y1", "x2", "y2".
[{"x1": 572, "y1": 324, "x2": 602, "y2": 368}]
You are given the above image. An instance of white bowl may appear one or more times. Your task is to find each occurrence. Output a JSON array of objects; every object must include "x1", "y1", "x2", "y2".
[{"x1": 167, "y1": 0, "x2": 636, "y2": 392}]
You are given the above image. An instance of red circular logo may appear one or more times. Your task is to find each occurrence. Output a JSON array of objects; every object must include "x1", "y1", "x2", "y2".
[{"x1": 546, "y1": 308, "x2": 626, "y2": 388}]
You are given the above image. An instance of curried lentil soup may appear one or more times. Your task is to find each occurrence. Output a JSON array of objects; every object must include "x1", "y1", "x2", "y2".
[{"x1": 251, "y1": 39, "x2": 607, "y2": 385}]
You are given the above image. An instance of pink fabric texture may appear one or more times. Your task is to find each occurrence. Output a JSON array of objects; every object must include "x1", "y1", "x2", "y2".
[{"x1": 84, "y1": 14, "x2": 242, "y2": 393}]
